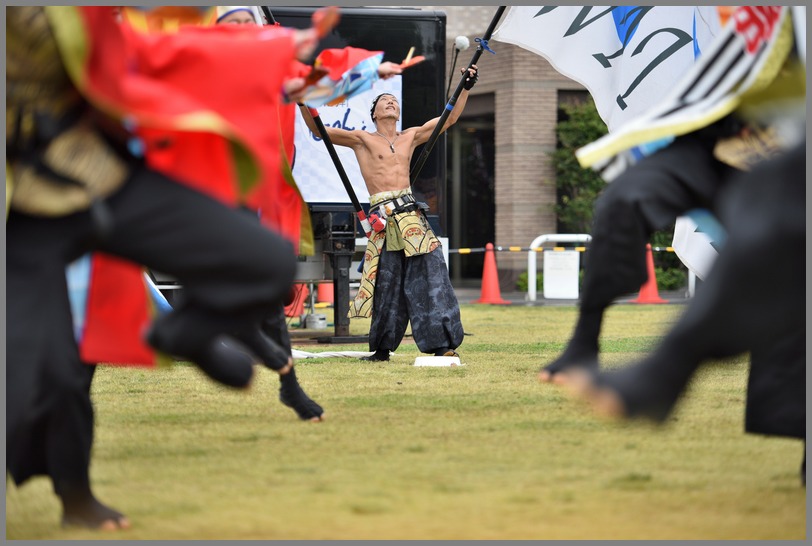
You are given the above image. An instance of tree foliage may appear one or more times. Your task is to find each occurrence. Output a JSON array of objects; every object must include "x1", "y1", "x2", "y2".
[
  {"x1": 551, "y1": 99, "x2": 608, "y2": 234},
  {"x1": 549, "y1": 98, "x2": 686, "y2": 290}
]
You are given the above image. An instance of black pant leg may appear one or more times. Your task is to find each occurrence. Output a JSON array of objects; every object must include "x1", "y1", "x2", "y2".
[
  {"x1": 403, "y1": 248, "x2": 464, "y2": 354},
  {"x1": 368, "y1": 245, "x2": 410, "y2": 353},
  {"x1": 548, "y1": 135, "x2": 738, "y2": 371},
  {"x1": 581, "y1": 134, "x2": 735, "y2": 310},
  {"x1": 747, "y1": 327, "x2": 805, "y2": 439},
  {"x1": 663, "y1": 143, "x2": 805, "y2": 359},
  {"x1": 599, "y1": 143, "x2": 805, "y2": 420},
  {"x1": 261, "y1": 301, "x2": 293, "y2": 355},
  {"x1": 96, "y1": 165, "x2": 297, "y2": 341},
  {"x1": 6, "y1": 211, "x2": 95, "y2": 488}
]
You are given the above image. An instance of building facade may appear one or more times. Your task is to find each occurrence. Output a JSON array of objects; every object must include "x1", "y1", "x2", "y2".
[{"x1": 424, "y1": 5, "x2": 589, "y2": 290}]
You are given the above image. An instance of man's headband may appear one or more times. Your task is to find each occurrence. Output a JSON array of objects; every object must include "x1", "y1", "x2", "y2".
[{"x1": 370, "y1": 93, "x2": 395, "y2": 122}]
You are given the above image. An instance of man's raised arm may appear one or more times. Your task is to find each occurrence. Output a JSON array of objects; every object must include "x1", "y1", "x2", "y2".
[{"x1": 411, "y1": 65, "x2": 478, "y2": 146}]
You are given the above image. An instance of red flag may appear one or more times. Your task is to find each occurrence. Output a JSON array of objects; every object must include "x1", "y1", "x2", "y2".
[
  {"x1": 315, "y1": 47, "x2": 383, "y2": 79},
  {"x1": 122, "y1": 22, "x2": 298, "y2": 201},
  {"x1": 44, "y1": 7, "x2": 303, "y2": 365},
  {"x1": 79, "y1": 254, "x2": 156, "y2": 367},
  {"x1": 47, "y1": 6, "x2": 301, "y2": 200},
  {"x1": 243, "y1": 60, "x2": 311, "y2": 253}
]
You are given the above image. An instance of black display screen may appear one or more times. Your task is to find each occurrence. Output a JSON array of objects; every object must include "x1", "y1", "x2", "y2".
[{"x1": 265, "y1": 6, "x2": 448, "y2": 235}]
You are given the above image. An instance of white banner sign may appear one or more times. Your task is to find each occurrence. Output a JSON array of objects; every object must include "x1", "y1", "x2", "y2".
[{"x1": 292, "y1": 77, "x2": 402, "y2": 203}]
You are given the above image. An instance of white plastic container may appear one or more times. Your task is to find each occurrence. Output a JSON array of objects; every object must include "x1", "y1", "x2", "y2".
[{"x1": 304, "y1": 314, "x2": 327, "y2": 330}]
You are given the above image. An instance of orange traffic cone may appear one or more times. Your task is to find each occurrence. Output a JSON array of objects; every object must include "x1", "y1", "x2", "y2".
[
  {"x1": 284, "y1": 283, "x2": 309, "y2": 317},
  {"x1": 473, "y1": 243, "x2": 510, "y2": 304},
  {"x1": 317, "y1": 281, "x2": 334, "y2": 304},
  {"x1": 633, "y1": 244, "x2": 667, "y2": 304}
]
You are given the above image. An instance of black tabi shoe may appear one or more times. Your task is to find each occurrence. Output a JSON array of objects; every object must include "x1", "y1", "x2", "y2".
[
  {"x1": 146, "y1": 325, "x2": 254, "y2": 389},
  {"x1": 360, "y1": 349, "x2": 390, "y2": 361},
  {"x1": 279, "y1": 367, "x2": 324, "y2": 421}
]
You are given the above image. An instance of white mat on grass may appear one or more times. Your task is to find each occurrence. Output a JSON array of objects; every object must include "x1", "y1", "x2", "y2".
[{"x1": 292, "y1": 349, "x2": 391, "y2": 359}]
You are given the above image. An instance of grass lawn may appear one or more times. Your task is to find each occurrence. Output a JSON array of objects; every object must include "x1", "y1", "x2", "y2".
[{"x1": 5, "y1": 303, "x2": 805, "y2": 539}]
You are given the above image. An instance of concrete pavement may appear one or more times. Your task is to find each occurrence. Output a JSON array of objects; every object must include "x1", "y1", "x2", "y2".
[{"x1": 452, "y1": 286, "x2": 692, "y2": 306}]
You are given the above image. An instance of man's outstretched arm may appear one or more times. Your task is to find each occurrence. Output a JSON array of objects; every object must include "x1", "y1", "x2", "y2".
[
  {"x1": 293, "y1": 60, "x2": 403, "y2": 147},
  {"x1": 297, "y1": 104, "x2": 364, "y2": 148}
]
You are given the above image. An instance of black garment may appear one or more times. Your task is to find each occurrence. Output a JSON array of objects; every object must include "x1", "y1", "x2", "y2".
[
  {"x1": 368, "y1": 244, "x2": 464, "y2": 356},
  {"x1": 7, "y1": 162, "x2": 297, "y2": 489},
  {"x1": 591, "y1": 142, "x2": 805, "y2": 438},
  {"x1": 261, "y1": 302, "x2": 294, "y2": 355},
  {"x1": 747, "y1": 328, "x2": 805, "y2": 439},
  {"x1": 582, "y1": 130, "x2": 739, "y2": 311},
  {"x1": 237, "y1": 206, "x2": 293, "y2": 357},
  {"x1": 545, "y1": 127, "x2": 740, "y2": 373}
]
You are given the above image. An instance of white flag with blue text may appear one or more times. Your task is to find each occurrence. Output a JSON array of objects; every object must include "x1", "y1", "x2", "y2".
[
  {"x1": 492, "y1": 6, "x2": 723, "y2": 132},
  {"x1": 493, "y1": 6, "x2": 726, "y2": 280}
]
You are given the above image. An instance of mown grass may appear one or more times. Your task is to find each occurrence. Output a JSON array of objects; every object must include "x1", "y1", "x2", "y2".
[{"x1": 5, "y1": 303, "x2": 805, "y2": 540}]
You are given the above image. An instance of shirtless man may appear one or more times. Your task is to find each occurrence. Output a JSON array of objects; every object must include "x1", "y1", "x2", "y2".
[{"x1": 298, "y1": 65, "x2": 478, "y2": 361}]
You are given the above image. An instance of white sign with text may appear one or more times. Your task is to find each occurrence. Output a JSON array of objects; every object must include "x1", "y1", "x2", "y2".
[{"x1": 292, "y1": 77, "x2": 402, "y2": 203}]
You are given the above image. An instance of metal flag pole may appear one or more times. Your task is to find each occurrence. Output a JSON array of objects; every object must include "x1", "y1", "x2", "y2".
[
  {"x1": 446, "y1": 36, "x2": 471, "y2": 99},
  {"x1": 409, "y1": 6, "x2": 505, "y2": 185},
  {"x1": 260, "y1": 6, "x2": 279, "y2": 25},
  {"x1": 299, "y1": 106, "x2": 376, "y2": 343}
]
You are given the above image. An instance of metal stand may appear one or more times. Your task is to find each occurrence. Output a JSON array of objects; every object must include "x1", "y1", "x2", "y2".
[
  {"x1": 320, "y1": 236, "x2": 367, "y2": 344},
  {"x1": 309, "y1": 204, "x2": 368, "y2": 344}
]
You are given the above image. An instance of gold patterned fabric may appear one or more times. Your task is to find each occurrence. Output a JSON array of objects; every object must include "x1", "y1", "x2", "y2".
[
  {"x1": 349, "y1": 188, "x2": 440, "y2": 318},
  {"x1": 6, "y1": 6, "x2": 129, "y2": 217},
  {"x1": 349, "y1": 230, "x2": 386, "y2": 318},
  {"x1": 713, "y1": 124, "x2": 787, "y2": 171},
  {"x1": 576, "y1": 7, "x2": 798, "y2": 172}
]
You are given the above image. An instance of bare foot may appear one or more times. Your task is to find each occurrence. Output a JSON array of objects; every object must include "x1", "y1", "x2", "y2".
[
  {"x1": 538, "y1": 345, "x2": 598, "y2": 384},
  {"x1": 62, "y1": 497, "x2": 131, "y2": 531},
  {"x1": 562, "y1": 368, "x2": 627, "y2": 419},
  {"x1": 538, "y1": 368, "x2": 583, "y2": 386}
]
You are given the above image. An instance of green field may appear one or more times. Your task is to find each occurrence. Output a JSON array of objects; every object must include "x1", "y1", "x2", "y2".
[{"x1": 5, "y1": 303, "x2": 805, "y2": 539}]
